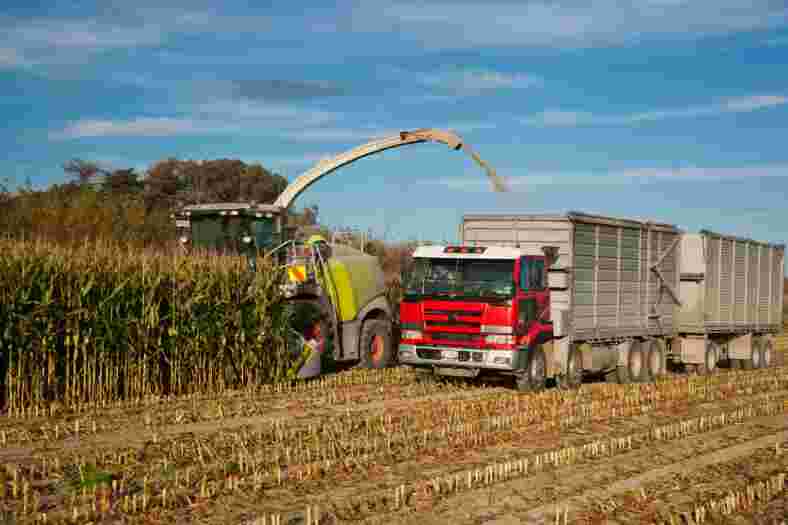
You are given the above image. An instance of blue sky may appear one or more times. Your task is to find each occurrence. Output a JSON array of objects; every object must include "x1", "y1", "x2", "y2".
[{"x1": 2, "y1": 1, "x2": 788, "y2": 263}]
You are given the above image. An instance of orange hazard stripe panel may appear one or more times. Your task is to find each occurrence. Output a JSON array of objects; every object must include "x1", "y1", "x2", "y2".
[{"x1": 288, "y1": 265, "x2": 306, "y2": 282}]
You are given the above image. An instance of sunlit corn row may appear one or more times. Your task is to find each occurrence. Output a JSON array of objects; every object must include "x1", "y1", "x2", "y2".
[
  {"x1": 0, "y1": 378, "x2": 499, "y2": 447},
  {"x1": 585, "y1": 441, "x2": 788, "y2": 525},
  {"x1": 4, "y1": 393, "x2": 783, "y2": 524},
  {"x1": 1, "y1": 366, "x2": 785, "y2": 455},
  {"x1": 8, "y1": 379, "x2": 786, "y2": 515},
  {"x1": 0, "y1": 238, "x2": 301, "y2": 413},
  {"x1": 660, "y1": 473, "x2": 786, "y2": 525}
]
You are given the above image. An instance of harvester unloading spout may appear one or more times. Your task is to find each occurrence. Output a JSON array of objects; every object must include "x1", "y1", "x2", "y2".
[{"x1": 272, "y1": 128, "x2": 507, "y2": 211}]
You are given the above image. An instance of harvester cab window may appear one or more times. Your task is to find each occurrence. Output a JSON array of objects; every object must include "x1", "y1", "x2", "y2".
[{"x1": 519, "y1": 257, "x2": 546, "y2": 291}]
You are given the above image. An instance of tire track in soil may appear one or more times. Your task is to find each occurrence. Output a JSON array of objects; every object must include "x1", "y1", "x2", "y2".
[{"x1": 367, "y1": 416, "x2": 788, "y2": 525}]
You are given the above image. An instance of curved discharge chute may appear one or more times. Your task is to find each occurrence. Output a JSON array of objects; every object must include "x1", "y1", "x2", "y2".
[{"x1": 273, "y1": 128, "x2": 508, "y2": 210}]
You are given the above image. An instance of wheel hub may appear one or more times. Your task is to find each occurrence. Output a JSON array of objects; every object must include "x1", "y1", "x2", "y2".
[{"x1": 370, "y1": 334, "x2": 385, "y2": 364}]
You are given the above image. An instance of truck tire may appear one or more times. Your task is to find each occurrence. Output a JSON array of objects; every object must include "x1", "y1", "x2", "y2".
[
  {"x1": 696, "y1": 340, "x2": 719, "y2": 375},
  {"x1": 558, "y1": 344, "x2": 583, "y2": 390},
  {"x1": 627, "y1": 341, "x2": 648, "y2": 383},
  {"x1": 645, "y1": 339, "x2": 665, "y2": 380},
  {"x1": 516, "y1": 347, "x2": 546, "y2": 393},
  {"x1": 359, "y1": 319, "x2": 394, "y2": 369},
  {"x1": 605, "y1": 366, "x2": 630, "y2": 384}
]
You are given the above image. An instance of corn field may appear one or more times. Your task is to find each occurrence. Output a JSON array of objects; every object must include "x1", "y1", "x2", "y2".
[
  {"x1": 1, "y1": 238, "x2": 786, "y2": 524},
  {"x1": 0, "y1": 238, "x2": 300, "y2": 412}
]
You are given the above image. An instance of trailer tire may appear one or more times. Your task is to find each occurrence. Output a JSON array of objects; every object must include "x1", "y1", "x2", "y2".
[
  {"x1": 743, "y1": 338, "x2": 762, "y2": 370},
  {"x1": 760, "y1": 339, "x2": 773, "y2": 368},
  {"x1": 697, "y1": 340, "x2": 719, "y2": 375},
  {"x1": 558, "y1": 344, "x2": 583, "y2": 390},
  {"x1": 627, "y1": 341, "x2": 648, "y2": 383},
  {"x1": 645, "y1": 339, "x2": 665, "y2": 380},
  {"x1": 359, "y1": 320, "x2": 393, "y2": 369},
  {"x1": 516, "y1": 347, "x2": 546, "y2": 393}
]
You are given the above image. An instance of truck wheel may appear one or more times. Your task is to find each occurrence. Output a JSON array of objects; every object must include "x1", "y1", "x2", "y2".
[
  {"x1": 627, "y1": 341, "x2": 648, "y2": 383},
  {"x1": 696, "y1": 340, "x2": 719, "y2": 375},
  {"x1": 558, "y1": 345, "x2": 583, "y2": 390},
  {"x1": 516, "y1": 347, "x2": 546, "y2": 393},
  {"x1": 645, "y1": 340, "x2": 665, "y2": 380},
  {"x1": 359, "y1": 320, "x2": 393, "y2": 369}
]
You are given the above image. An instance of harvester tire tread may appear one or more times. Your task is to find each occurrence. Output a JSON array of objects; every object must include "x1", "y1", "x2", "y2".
[{"x1": 359, "y1": 319, "x2": 394, "y2": 369}]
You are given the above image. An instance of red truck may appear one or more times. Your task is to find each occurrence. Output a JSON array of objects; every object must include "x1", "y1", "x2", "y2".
[{"x1": 398, "y1": 212, "x2": 784, "y2": 391}]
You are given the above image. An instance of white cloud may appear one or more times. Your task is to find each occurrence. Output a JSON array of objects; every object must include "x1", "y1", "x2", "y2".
[
  {"x1": 51, "y1": 117, "x2": 208, "y2": 139},
  {"x1": 359, "y1": 1, "x2": 788, "y2": 49},
  {"x1": 0, "y1": 9, "x2": 270, "y2": 69},
  {"x1": 417, "y1": 69, "x2": 542, "y2": 92},
  {"x1": 522, "y1": 94, "x2": 788, "y2": 127},
  {"x1": 425, "y1": 164, "x2": 788, "y2": 191}
]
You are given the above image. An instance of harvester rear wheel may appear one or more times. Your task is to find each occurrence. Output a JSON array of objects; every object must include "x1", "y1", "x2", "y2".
[
  {"x1": 627, "y1": 341, "x2": 648, "y2": 383},
  {"x1": 645, "y1": 339, "x2": 665, "y2": 380},
  {"x1": 761, "y1": 339, "x2": 773, "y2": 368},
  {"x1": 359, "y1": 319, "x2": 394, "y2": 369}
]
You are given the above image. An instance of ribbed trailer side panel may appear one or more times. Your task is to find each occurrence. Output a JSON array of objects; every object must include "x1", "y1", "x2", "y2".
[
  {"x1": 683, "y1": 231, "x2": 784, "y2": 334},
  {"x1": 572, "y1": 217, "x2": 679, "y2": 341}
]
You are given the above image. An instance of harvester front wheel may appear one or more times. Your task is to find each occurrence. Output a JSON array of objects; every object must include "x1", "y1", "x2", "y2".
[{"x1": 359, "y1": 320, "x2": 394, "y2": 369}]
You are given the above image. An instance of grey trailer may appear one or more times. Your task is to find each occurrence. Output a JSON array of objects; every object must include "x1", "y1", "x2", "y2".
[
  {"x1": 675, "y1": 231, "x2": 785, "y2": 372},
  {"x1": 461, "y1": 212, "x2": 682, "y2": 384}
]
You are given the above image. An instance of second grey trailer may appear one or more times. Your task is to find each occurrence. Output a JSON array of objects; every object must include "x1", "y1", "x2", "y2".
[{"x1": 675, "y1": 231, "x2": 785, "y2": 371}]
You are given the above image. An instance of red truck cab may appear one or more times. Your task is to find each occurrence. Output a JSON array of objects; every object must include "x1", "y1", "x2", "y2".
[{"x1": 398, "y1": 245, "x2": 552, "y2": 388}]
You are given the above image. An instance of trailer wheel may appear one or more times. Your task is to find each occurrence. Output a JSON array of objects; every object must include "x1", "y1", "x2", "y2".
[
  {"x1": 516, "y1": 347, "x2": 546, "y2": 393},
  {"x1": 627, "y1": 341, "x2": 648, "y2": 383},
  {"x1": 743, "y1": 338, "x2": 762, "y2": 370},
  {"x1": 558, "y1": 345, "x2": 583, "y2": 390},
  {"x1": 359, "y1": 320, "x2": 393, "y2": 369},
  {"x1": 760, "y1": 339, "x2": 773, "y2": 368},
  {"x1": 645, "y1": 340, "x2": 665, "y2": 380},
  {"x1": 696, "y1": 340, "x2": 719, "y2": 375}
]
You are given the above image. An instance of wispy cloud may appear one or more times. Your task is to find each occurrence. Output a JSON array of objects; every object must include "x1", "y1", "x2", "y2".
[
  {"x1": 51, "y1": 118, "x2": 208, "y2": 139},
  {"x1": 425, "y1": 164, "x2": 788, "y2": 191},
  {"x1": 359, "y1": 0, "x2": 788, "y2": 49},
  {"x1": 522, "y1": 94, "x2": 788, "y2": 127},
  {"x1": 0, "y1": 9, "x2": 270, "y2": 68},
  {"x1": 233, "y1": 79, "x2": 346, "y2": 101},
  {"x1": 417, "y1": 68, "x2": 542, "y2": 92}
]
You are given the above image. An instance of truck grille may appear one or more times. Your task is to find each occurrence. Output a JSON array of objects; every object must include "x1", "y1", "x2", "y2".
[
  {"x1": 417, "y1": 349, "x2": 442, "y2": 360},
  {"x1": 429, "y1": 332, "x2": 479, "y2": 342}
]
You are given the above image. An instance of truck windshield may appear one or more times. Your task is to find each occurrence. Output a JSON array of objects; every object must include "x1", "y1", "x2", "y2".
[{"x1": 404, "y1": 258, "x2": 515, "y2": 298}]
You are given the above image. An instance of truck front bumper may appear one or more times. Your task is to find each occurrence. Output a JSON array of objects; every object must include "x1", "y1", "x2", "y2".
[{"x1": 398, "y1": 344, "x2": 519, "y2": 371}]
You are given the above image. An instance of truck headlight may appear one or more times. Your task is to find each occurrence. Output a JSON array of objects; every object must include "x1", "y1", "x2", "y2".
[
  {"x1": 179, "y1": 236, "x2": 188, "y2": 244},
  {"x1": 399, "y1": 345, "x2": 416, "y2": 360},
  {"x1": 242, "y1": 235, "x2": 253, "y2": 244},
  {"x1": 401, "y1": 330, "x2": 422, "y2": 340},
  {"x1": 484, "y1": 334, "x2": 514, "y2": 345}
]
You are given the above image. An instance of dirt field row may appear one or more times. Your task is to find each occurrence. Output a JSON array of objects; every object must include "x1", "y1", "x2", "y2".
[{"x1": 0, "y1": 358, "x2": 787, "y2": 524}]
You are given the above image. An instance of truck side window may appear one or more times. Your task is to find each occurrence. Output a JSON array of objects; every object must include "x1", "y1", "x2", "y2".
[
  {"x1": 519, "y1": 257, "x2": 529, "y2": 291},
  {"x1": 530, "y1": 260, "x2": 545, "y2": 290},
  {"x1": 520, "y1": 257, "x2": 545, "y2": 291}
]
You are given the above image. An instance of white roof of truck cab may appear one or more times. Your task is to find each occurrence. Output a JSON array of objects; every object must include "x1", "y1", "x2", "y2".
[{"x1": 412, "y1": 245, "x2": 522, "y2": 260}]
